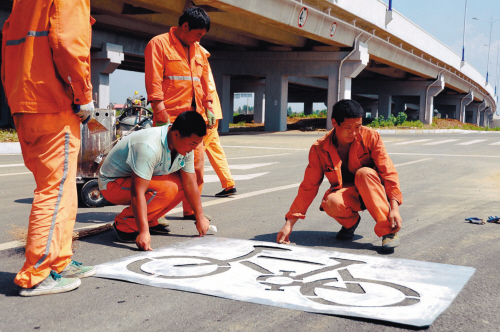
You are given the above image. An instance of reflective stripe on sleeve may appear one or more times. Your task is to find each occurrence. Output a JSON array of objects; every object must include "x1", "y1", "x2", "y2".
[{"x1": 6, "y1": 30, "x2": 49, "y2": 46}]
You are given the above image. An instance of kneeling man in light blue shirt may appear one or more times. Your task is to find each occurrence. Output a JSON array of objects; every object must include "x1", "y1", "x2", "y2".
[{"x1": 98, "y1": 111, "x2": 210, "y2": 250}]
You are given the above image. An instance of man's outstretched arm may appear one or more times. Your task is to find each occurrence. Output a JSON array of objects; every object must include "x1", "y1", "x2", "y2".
[
  {"x1": 180, "y1": 170, "x2": 209, "y2": 236},
  {"x1": 131, "y1": 173, "x2": 153, "y2": 251}
]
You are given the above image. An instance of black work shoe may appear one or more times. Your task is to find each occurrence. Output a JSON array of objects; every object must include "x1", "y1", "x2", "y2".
[
  {"x1": 382, "y1": 233, "x2": 400, "y2": 249},
  {"x1": 215, "y1": 188, "x2": 237, "y2": 197},
  {"x1": 336, "y1": 217, "x2": 361, "y2": 240},
  {"x1": 183, "y1": 214, "x2": 212, "y2": 221},
  {"x1": 149, "y1": 224, "x2": 171, "y2": 235},
  {"x1": 113, "y1": 223, "x2": 138, "y2": 243}
]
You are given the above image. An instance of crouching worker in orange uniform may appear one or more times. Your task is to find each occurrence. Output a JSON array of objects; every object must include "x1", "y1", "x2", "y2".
[
  {"x1": 277, "y1": 99, "x2": 403, "y2": 250},
  {"x1": 2, "y1": 0, "x2": 96, "y2": 296},
  {"x1": 98, "y1": 111, "x2": 211, "y2": 251}
]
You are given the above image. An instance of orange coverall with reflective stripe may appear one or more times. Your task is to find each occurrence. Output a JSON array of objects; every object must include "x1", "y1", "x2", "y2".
[
  {"x1": 202, "y1": 50, "x2": 235, "y2": 189},
  {"x1": 286, "y1": 126, "x2": 403, "y2": 237},
  {"x1": 145, "y1": 28, "x2": 212, "y2": 216},
  {"x1": 144, "y1": 26, "x2": 212, "y2": 124},
  {"x1": 2, "y1": 0, "x2": 93, "y2": 288}
]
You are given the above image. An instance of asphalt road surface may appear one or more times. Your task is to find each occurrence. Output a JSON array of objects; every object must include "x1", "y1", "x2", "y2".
[{"x1": 1, "y1": 130, "x2": 499, "y2": 331}]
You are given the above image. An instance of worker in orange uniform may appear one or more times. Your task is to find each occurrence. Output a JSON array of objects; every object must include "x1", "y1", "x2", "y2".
[
  {"x1": 145, "y1": 7, "x2": 213, "y2": 220},
  {"x1": 2, "y1": 0, "x2": 96, "y2": 296},
  {"x1": 199, "y1": 45, "x2": 237, "y2": 197},
  {"x1": 277, "y1": 99, "x2": 403, "y2": 250}
]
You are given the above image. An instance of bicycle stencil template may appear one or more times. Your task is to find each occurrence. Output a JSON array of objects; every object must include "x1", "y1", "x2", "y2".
[{"x1": 95, "y1": 237, "x2": 475, "y2": 327}]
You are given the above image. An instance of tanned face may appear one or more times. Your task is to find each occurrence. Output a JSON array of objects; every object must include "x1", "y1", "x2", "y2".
[
  {"x1": 178, "y1": 22, "x2": 207, "y2": 46},
  {"x1": 332, "y1": 117, "x2": 362, "y2": 145},
  {"x1": 171, "y1": 131, "x2": 203, "y2": 155}
]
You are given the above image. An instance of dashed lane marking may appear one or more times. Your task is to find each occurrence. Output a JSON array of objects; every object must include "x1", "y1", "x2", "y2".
[
  {"x1": 456, "y1": 139, "x2": 487, "y2": 145},
  {"x1": 423, "y1": 139, "x2": 459, "y2": 145},
  {"x1": 223, "y1": 145, "x2": 308, "y2": 151},
  {"x1": 393, "y1": 139, "x2": 433, "y2": 145},
  {"x1": 204, "y1": 162, "x2": 277, "y2": 171},
  {"x1": 0, "y1": 172, "x2": 31, "y2": 177},
  {"x1": 226, "y1": 153, "x2": 293, "y2": 160},
  {"x1": 0, "y1": 163, "x2": 25, "y2": 168}
]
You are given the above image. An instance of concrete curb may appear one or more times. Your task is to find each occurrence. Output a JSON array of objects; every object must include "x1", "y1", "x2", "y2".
[{"x1": 0, "y1": 142, "x2": 21, "y2": 155}]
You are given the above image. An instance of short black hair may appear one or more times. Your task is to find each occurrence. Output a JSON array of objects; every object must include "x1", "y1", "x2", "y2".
[
  {"x1": 171, "y1": 111, "x2": 207, "y2": 138},
  {"x1": 331, "y1": 99, "x2": 364, "y2": 125},
  {"x1": 178, "y1": 7, "x2": 211, "y2": 32}
]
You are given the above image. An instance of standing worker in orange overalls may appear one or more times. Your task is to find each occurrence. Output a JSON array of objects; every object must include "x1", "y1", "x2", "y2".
[
  {"x1": 277, "y1": 99, "x2": 403, "y2": 251},
  {"x1": 199, "y1": 45, "x2": 237, "y2": 197},
  {"x1": 2, "y1": 0, "x2": 96, "y2": 296},
  {"x1": 145, "y1": 7, "x2": 213, "y2": 221}
]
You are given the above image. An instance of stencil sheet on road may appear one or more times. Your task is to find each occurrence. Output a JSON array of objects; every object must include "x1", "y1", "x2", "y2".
[{"x1": 94, "y1": 237, "x2": 474, "y2": 327}]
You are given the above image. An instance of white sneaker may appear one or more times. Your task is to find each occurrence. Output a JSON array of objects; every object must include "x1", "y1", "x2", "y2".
[{"x1": 19, "y1": 271, "x2": 81, "y2": 297}]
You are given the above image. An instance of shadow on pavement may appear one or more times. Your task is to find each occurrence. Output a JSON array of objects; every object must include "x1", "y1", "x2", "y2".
[
  {"x1": 0, "y1": 271, "x2": 20, "y2": 297},
  {"x1": 14, "y1": 197, "x2": 32, "y2": 205},
  {"x1": 251, "y1": 231, "x2": 392, "y2": 254},
  {"x1": 75, "y1": 212, "x2": 117, "y2": 225}
]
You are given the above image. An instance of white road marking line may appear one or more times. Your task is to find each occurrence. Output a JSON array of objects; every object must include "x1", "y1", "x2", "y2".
[
  {"x1": 204, "y1": 172, "x2": 269, "y2": 183},
  {"x1": 204, "y1": 162, "x2": 277, "y2": 172},
  {"x1": 0, "y1": 172, "x2": 31, "y2": 177},
  {"x1": 0, "y1": 163, "x2": 25, "y2": 168},
  {"x1": 166, "y1": 183, "x2": 302, "y2": 215},
  {"x1": 389, "y1": 152, "x2": 500, "y2": 158},
  {"x1": 393, "y1": 158, "x2": 432, "y2": 167},
  {"x1": 424, "y1": 139, "x2": 459, "y2": 145},
  {"x1": 394, "y1": 139, "x2": 433, "y2": 145},
  {"x1": 223, "y1": 145, "x2": 308, "y2": 151},
  {"x1": 0, "y1": 240, "x2": 24, "y2": 251},
  {"x1": 456, "y1": 139, "x2": 487, "y2": 145},
  {"x1": 0, "y1": 223, "x2": 112, "y2": 251},
  {"x1": 226, "y1": 153, "x2": 293, "y2": 160},
  {"x1": 488, "y1": 141, "x2": 500, "y2": 146}
]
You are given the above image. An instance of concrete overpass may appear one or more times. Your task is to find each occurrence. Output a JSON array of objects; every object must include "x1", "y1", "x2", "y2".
[{"x1": 0, "y1": 0, "x2": 497, "y2": 131}]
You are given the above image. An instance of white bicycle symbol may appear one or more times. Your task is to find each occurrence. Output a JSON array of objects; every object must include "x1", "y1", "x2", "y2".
[{"x1": 128, "y1": 245, "x2": 420, "y2": 308}]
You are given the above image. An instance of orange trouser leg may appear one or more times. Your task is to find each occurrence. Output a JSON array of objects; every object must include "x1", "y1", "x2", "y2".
[
  {"x1": 204, "y1": 120, "x2": 235, "y2": 189},
  {"x1": 321, "y1": 184, "x2": 362, "y2": 230},
  {"x1": 354, "y1": 167, "x2": 392, "y2": 237},
  {"x1": 321, "y1": 167, "x2": 392, "y2": 237},
  {"x1": 101, "y1": 173, "x2": 184, "y2": 233},
  {"x1": 13, "y1": 111, "x2": 81, "y2": 288},
  {"x1": 182, "y1": 141, "x2": 204, "y2": 216}
]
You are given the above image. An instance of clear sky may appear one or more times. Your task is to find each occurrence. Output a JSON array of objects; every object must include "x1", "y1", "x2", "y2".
[{"x1": 110, "y1": 0, "x2": 500, "y2": 111}]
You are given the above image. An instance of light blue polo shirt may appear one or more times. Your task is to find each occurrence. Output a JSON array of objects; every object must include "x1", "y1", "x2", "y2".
[{"x1": 98, "y1": 125, "x2": 195, "y2": 190}]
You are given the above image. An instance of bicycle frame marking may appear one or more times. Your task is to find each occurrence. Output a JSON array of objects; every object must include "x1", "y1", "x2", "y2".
[{"x1": 95, "y1": 237, "x2": 476, "y2": 327}]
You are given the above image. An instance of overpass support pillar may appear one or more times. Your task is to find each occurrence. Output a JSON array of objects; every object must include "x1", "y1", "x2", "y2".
[
  {"x1": 328, "y1": 41, "x2": 369, "y2": 130},
  {"x1": 265, "y1": 74, "x2": 288, "y2": 132},
  {"x1": 254, "y1": 85, "x2": 265, "y2": 123},
  {"x1": 459, "y1": 90, "x2": 474, "y2": 122},
  {"x1": 91, "y1": 43, "x2": 124, "y2": 109},
  {"x1": 304, "y1": 100, "x2": 313, "y2": 115},
  {"x1": 421, "y1": 74, "x2": 445, "y2": 125},
  {"x1": 472, "y1": 101, "x2": 487, "y2": 126},
  {"x1": 378, "y1": 94, "x2": 392, "y2": 119},
  {"x1": 213, "y1": 74, "x2": 232, "y2": 133},
  {"x1": 393, "y1": 97, "x2": 406, "y2": 115}
]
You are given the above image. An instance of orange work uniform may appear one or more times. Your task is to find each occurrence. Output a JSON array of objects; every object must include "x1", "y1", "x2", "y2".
[
  {"x1": 202, "y1": 48, "x2": 235, "y2": 189},
  {"x1": 145, "y1": 27, "x2": 212, "y2": 216},
  {"x1": 286, "y1": 126, "x2": 403, "y2": 237},
  {"x1": 2, "y1": 0, "x2": 93, "y2": 288}
]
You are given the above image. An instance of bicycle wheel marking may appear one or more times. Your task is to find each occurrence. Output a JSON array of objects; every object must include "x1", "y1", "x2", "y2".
[{"x1": 95, "y1": 237, "x2": 475, "y2": 327}]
